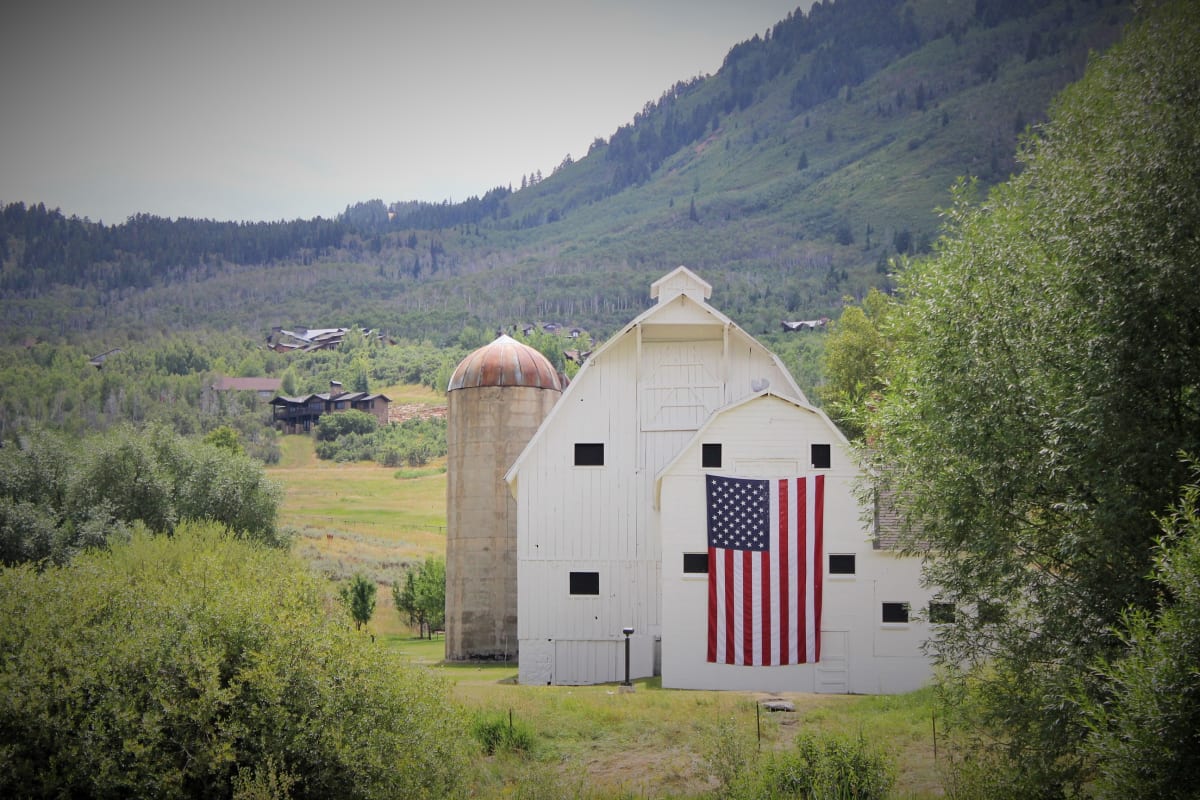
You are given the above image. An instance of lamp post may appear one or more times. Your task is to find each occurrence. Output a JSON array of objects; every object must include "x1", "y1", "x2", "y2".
[{"x1": 621, "y1": 626, "x2": 634, "y2": 687}]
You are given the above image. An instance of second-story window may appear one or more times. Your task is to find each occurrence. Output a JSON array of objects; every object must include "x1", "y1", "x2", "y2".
[{"x1": 574, "y1": 443, "x2": 604, "y2": 466}]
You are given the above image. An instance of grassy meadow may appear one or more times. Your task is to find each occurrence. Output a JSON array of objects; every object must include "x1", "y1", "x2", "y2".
[
  {"x1": 271, "y1": 431, "x2": 446, "y2": 636},
  {"x1": 270, "y1": 428, "x2": 946, "y2": 797}
]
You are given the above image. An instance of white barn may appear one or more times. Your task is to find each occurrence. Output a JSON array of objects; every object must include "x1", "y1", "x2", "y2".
[{"x1": 505, "y1": 267, "x2": 936, "y2": 691}]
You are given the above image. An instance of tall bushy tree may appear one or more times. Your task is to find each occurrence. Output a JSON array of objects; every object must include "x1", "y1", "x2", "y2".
[
  {"x1": 393, "y1": 556, "x2": 445, "y2": 639},
  {"x1": 1081, "y1": 473, "x2": 1200, "y2": 799},
  {"x1": 339, "y1": 573, "x2": 377, "y2": 631},
  {"x1": 820, "y1": 288, "x2": 890, "y2": 438},
  {"x1": 866, "y1": 1, "x2": 1200, "y2": 793}
]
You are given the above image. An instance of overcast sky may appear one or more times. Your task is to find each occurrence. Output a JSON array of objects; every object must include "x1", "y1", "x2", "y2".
[{"x1": 1, "y1": 1, "x2": 810, "y2": 224}]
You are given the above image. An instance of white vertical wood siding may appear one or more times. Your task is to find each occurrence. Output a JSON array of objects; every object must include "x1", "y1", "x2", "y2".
[
  {"x1": 512, "y1": 277, "x2": 885, "y2": 687},
  {"x1": 659, "y1": 394, "x2": 935, "y2": 694}
]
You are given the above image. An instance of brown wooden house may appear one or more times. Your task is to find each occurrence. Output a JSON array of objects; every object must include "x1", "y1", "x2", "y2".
[{"x1": 270, "y1": 380, "x2": 390, "y2": 433}]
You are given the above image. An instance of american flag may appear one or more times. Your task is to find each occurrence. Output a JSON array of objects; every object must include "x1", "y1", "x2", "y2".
[{"x1": 706, "y1": 474, "x2": 824, "y2": 665}]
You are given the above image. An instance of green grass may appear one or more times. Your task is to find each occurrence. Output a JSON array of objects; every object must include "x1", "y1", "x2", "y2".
[
  {"x1": 443, "y1": 655, "x2": 940, "y2": 798},
  {"x1": 376, "y1": 381, "x2": 446, "y2": 406},
  {"x1": 270, "y1": 436, "x2": 446, "y2": 541},
  {"x1": 270, "y1": 434, "x2": 448, "y2": 635},
  {"x1": 364, "y1": 633, "x2": 946, "y2": 797}
]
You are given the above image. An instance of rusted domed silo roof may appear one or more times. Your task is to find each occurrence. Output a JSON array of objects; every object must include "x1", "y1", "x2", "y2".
[{"x1": 448, "y1": 334, "x2": 564, "y2": 392}]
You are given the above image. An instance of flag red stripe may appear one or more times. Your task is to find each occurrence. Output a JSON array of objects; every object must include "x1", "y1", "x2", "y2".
[{"x1": 760, "y1": 548, "x2": 772, "y2": 666}]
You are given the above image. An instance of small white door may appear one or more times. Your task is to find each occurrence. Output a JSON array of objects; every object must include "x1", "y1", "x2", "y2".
[{"x1": 815, "y1": 629, "x2": 849, "y2": 693}]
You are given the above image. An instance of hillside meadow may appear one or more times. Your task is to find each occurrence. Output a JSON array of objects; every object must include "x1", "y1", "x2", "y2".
[{"x1": 269, "y1": 432, "x2": 947, "y2": 798}]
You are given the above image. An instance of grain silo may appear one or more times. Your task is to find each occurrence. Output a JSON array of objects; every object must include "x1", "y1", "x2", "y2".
[{"x1": 445, "y1": 334, "x2": 563, "y2": 660}]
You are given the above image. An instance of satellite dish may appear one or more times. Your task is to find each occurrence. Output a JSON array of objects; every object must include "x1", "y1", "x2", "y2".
[{"x1": 751, "y1": 378, "x2": 769, "y2": 392}]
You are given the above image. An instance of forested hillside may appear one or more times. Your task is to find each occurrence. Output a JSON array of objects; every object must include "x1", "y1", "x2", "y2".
[{"x1": 1, "y1": 0, "x2": 1131, "y2": 348}]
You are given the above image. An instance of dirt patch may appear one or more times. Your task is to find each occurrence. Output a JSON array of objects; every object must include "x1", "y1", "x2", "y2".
[{"x1": 388, "y1": 403, "x2": 446, "y2": 424}]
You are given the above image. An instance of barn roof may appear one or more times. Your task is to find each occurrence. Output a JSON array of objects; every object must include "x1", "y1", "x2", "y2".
[{"x1": 504, "y1": 267, "x2": 809, "y2": 492}]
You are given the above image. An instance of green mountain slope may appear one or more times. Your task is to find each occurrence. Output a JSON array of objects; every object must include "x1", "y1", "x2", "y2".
[{"x1": 1, "y1": 0, "x2": 1132, "y2": 344}]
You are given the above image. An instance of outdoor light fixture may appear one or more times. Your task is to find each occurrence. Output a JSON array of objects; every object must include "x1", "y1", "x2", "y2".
[{"x1": 622, "y1": 627, "x2": 634, "y2": 686}]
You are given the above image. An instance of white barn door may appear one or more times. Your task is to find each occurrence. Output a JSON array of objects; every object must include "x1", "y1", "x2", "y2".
[{"x1": 815, "y1": 630, "x2": 849, "y2": 693}]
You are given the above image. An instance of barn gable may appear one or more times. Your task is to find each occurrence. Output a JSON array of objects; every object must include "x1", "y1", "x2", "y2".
[{"x1": 656, "y1": 392, "x2": 935, "y2": 694}]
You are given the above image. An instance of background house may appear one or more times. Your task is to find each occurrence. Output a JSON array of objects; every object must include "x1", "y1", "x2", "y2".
[
  {"x1": 501, "y1": 267, "x2": 935, "y2": 690},
  {"x1": 270, "y1": 380, "x2": 390, "y2": 433}
]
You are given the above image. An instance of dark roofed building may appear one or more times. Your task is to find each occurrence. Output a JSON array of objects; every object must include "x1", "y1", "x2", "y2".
[{"x1": 271, "y1": 380, "x2": 390, "y2": 433}]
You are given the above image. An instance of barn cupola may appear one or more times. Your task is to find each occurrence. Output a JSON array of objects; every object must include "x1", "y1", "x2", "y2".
[{"x1": 649, "y1": 265, "x2": 712, "y2": 305}]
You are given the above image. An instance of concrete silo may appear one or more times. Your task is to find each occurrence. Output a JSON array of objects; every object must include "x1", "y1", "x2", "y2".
[{"x1": 445, "y1": 334, "x2": 563, "y2": 660}]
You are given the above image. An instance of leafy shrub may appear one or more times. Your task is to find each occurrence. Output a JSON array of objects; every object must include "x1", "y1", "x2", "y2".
[
  {"x1": 709, "y1": 722, "x2": 894, "y2": 800},
  {"x1": 768, "y1": 733, "x2": 894, "y2": 799},
  {"x1": 314, "y1": 431, "x2": 375, "y2": 462},
  {"x1": 703, "y1": 713, "x2": 756, "y2": 793},
  {"x1": 313, "y1": 409, "x2": 377, "y2": 441},
  {"x1": 471, "y1": 711, "x2": 537, "y2": 755},
  {"x1": 0, "y1": 525, "x2": 468, "y2": 799},
  {"x1": 315, "y1": 415, "x2": 447, "y2": 466},
  {"x1": 376, "y1": 416, "x2": 446, "y2": 466}
]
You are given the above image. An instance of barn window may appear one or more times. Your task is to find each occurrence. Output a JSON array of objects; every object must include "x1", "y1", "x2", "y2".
[
  {"x1": 929, "y1": 602, "x2": 956, "y2": 624},
  {"x1": 881, "y1": 601, "x2": 910, "y2": 624},
  {"x1": 574, "y1": 443, "x2": 604, "y2": 466},
  {"x1": 683, "y1": 553, "x2": 709, "y2": 574},
  {"x1": 828, "y1": 553, "x2": 856, "y2": 575},
  {"x1": 569, "y1": 571, "x2": 600, "y2": 595},
  {"x1": 702, "y1": 443, "x2": 722, "y2": 468},
  {"x1": 978, "y1": 601, "x2": 1004, "y2": 625},
  {"x1": 811, "y1": 443, "x2": 831, "y2": 469}
]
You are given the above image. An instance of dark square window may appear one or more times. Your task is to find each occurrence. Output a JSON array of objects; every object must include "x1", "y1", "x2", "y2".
[
  {"x1": 811, "y1": 443, "x2": 831, "y2": 469},
  {"x1": 683, "y1": 553, "x2": 709, "y2": 574},
  {"x1": 702, "y1": 443, "x2": 722, "y2": 468},
  {"x1": 929, "y1": 602, "x2": 956, "y2": 624},
  {"x1": 574, "y1": 443, "x2": 604, "y2": 466},
  {"x1": 978, "y1": 601, "x2": 1004, "y2": 625},
  {"x1": 882, "y1": 601, "x2": 910, "y2": 624},
  {"x1": 828, "y1": 554, "x2": 856, "y2": 575},
  {"x1": 569, "y1": 571, "x2": 600, "y2": 595}
]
